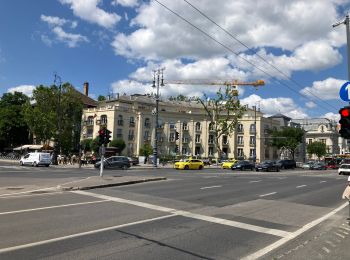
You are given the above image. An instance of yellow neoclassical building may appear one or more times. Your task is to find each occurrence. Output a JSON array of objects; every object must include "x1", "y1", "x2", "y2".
[{"x1": 81, "y1": 94, "x2": 281, "y2": 162}]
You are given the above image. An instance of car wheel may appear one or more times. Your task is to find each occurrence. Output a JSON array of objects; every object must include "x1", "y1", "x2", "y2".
[
  {"x1": 184, "y1": 165, "x2": 189, "y2": 170},
  {"x1": 250, "y1": 167, "x2": 253, "y2": 171},
  {"x1": 277, "y1": 168, "x2": 280, "y2": 172},
  {"x1": 45, "y1": 164, "x2": 49, "y2": 167},
  {"x1": 122, "y1": 165, "x2": 128, "y2": 170},
  {"x1": 33, "y1": 162, "x2": 37, "y2": 167},
  {"x1": 256, "y1": 169, "x2": 259, "y2": 172},
  {"x1": 199, "y1": 165, "x2": 203, "y2": 170}
]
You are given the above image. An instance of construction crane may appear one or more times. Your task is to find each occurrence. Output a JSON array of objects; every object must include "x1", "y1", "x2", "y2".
[{"x1": 164, "y1": 79, "x2": 265, "y2": 89}]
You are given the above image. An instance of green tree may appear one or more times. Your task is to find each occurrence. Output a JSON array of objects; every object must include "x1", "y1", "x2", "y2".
[
  {"x1": 307, "y1": 141, "x2": 326, "y2": 160},
  {"x1": 90, "y1": 138, "x2": 100, "y2": 153},
  {"x1": 139, "y1": 143, "x2": 153, "y2": 158},
  {"x1": 109, "y1": 139, "x2": 126, "y2": 155},
  {"x1": 23, "y1": 83, "x2": 83, "y2": 153},
  {"x1": 0, "y1": 92, "x2": 30, "y2": 149},
  {"x1": 80, "y1": 139, "x2": 91, "y2": 152},
  {"x1": 197, "y1": 86, "x2": 246, "y2": 160},
  {"x1": 97, "y1": 95, "x2": 106, "y2": 101},
  {"x1": 270, "y1": 127, "x2": 304, "y2": 160}
]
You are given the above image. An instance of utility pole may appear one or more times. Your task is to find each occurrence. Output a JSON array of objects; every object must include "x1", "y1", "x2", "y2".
[
  {"x1": 253, "y1": 105, "x2": 257, "y2": 163},
  {"x1": 333, "y1": 13, "x2": 350, "y2": 81},
  {"x1": 152, "y1": 68, "x2": 165, "y2": 168},
  {"x1": 52, "y1": 73, "x2": 62, "y2": 165}
]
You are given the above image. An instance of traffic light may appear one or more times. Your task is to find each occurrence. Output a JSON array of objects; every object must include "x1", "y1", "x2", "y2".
[
  {"x1": 175, "y1": 131, "x2": 179, "y2": 140},
  {"x1": 98, "y1": 128, "x2": 105, "y2": 146},
  {"x1": 104, "y1": 129, "x2": 112, "y2": 144},
  {"x1": 339, "y1": 106, "x2": 350, "y2": 139}
]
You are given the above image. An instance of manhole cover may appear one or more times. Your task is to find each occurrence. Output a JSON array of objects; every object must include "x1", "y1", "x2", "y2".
[{"x1": 6, "y1": 187, "x2": 24, "y2": 190}]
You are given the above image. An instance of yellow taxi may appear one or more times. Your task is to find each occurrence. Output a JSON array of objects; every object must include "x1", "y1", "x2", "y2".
[
  {"x1": 221, "y1": 159, "x2": 237, "y2": 169},
  {"x1": 174, "y1": 159, "x2": 205, "y2": 170}
]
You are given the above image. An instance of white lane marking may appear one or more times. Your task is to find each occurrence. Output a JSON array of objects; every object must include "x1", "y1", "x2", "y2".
[
  {"x1": 0, "y1": 200, "x2": 108, "y2": 215},
  {"x1": 322, "y1": 247, "x2": 330, "y2": 253},
  {"x1": 0, "y1": 214, "x2": 176, "y2": 253},
  {"x1": 73, "y1": 190, "x2": 291, "y2": 238},
  {"x1": 202, "y1": 176, "x2": 218, "y2": 179},
  {"x1": 335, "y1": 232, "x2": 345, "y2": 239},
  {"x1": 259, "y1": 192, "x2": 277, "y2": 197},
  {"x1": 341, "y1": 224, "x2": 350, "y2": 231},
  {"x1": 200, "y1": 185, "x2": 222, "y2": 190},
  {"x1": 241, "y1": 202, "x2": 348, "y2": 260},
  {"x1": 325, "y1": 240, "x2": 336, "y2": 247},
  {"x1": 0, "y1": 191, "x2": 64, "y2": 199},
  {"x1": 338, "y1": 229, "x2": 349, "y2": 235},
  {"x1": 296, "y1": 185, "x2": 307, "y2": 189},
  {"x1": 0, "y1": 187, "x2": 57, "y2": 198},
  {"x1": 320, "y1": 181, "x2": 327, "y2": 183},
  {"x1": 249, "y1": 180, "x2": 261, "y2": 183}
]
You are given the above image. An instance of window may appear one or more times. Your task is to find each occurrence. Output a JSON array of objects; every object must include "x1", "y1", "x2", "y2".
[
  {"x1": 308, "y1": 139, "x2": 313, "y2": 144},
  {"x1": 144, "y1": 131, "x2": 150, "y2": 141},
  {"x1": 169, "y1": 132, "x2": 175, "y2": 142},
  {"x1": 237, "y1": 136, "x2": 244, "y2": 145},
  {"x1": 195, "y1": 122, "x2": 201, "y2": 131},
  {"x1": 169, "y1": 122, "x2": 176, "y2": 130},
  {"x1": 208, "y1": 135, "x2": 214, "y2": 144},
  {"x1": 250, "y1": 124, "x2": 256, "y2": 133},
  {"x1": 182, "y1": 147, "x2": 187, "y2": 155},
  {"x1": 237, "y1": 124, "x2": 243, "y2": 133},
  {"x1": 209, "y1": 147, "x2": 214, "y2": 156},
  {"x1": 237, "y1": 148, "x2": 243, "y2": 157},
  {"x1": 86, "y1": 127, "x2": 93, "y2": 137},
  {"x1": 128, "y1": 129, "x2": 134, "y2": 141},
  {"x1": 87, "y1": 116, "x2": 94, "y2": 125},
  {"x1": 320, "y1": 139, "x2": 326, "y2": 144},
  {"x1": 195, "y1": 146, "x2": 201, "y2": 155},
  {"x1": 249, "y1": 136, "x2": 255, "y2": 145},
  {"x1": 117, "y1": 129, "x2": 122, "y2": 138},
  {"x1": 209, "y1": 122, "x2": 215, "y2": 131},
  {"x1": 101, "y1": 115, "x2": 107, "y2": 125},
  {"x1": 182, "y1": 122, "x2": 188, "y2": 130},
  {"x1": 222, "y1": 135, "x2": 228, "y2": 145},
  {"x1": 144, "y1": 118, "x2": 151, "y2": 128},
  {"x1": 129, "y1": 117, "x2": 135, "y2": 127},
  {"x1": 117, "y1": 115, "x2": 123, "y2": 126},
  {"x1": 195, "y1": 134, "x2": 201, "y2": 143},
  {"x1": 250, "y1": 149, "x2": 255, "y2": 158},
  {"x1": 127, "y1": 143, "x2": 134, "y2": 155}
]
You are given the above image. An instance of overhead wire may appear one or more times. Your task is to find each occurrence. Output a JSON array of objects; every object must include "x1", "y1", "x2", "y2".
[{"x1": 153, "y1": 0, "x2": 338, "y2": 112}]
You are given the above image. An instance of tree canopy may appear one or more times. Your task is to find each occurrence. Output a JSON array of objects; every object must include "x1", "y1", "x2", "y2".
[
  {"x1": 109, "y1": 139, "x2": 126, "y2": 155},
  {"x1": 270, "y1": 127, "x2": 304, "y2": 160},
  {"x1": 197, "y1": 86, "x2": 246, "y2": 159},
  {"x1": 307, "y1": 141, "x2": 326, "y2": 160}
]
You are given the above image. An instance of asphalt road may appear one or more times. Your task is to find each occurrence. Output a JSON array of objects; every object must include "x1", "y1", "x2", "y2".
[{"x1": 0, "y1": 163, "x2": 349, "y2": 259}]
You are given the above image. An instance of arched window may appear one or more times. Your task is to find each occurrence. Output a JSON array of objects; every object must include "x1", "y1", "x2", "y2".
[
  {"x1": 237, "y1": 124, "x2": 243, "y2": 133},
  {"x1": 195, "y1": 122, "x2": 201, "y2": 131},
  {"x1": 101, "y1": 115, "x2": 107, "y2": 125},
  {"x1": 209, "y1": 122, "x2": 215, "y2": 131}
]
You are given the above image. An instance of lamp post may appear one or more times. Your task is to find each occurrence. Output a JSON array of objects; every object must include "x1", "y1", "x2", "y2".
[
  {"x1": 151, "y1": 68, "x2": 165, "y2": 167},
  {"x1": 52, "y1": 73, "x2": 62, "y2": 165}
]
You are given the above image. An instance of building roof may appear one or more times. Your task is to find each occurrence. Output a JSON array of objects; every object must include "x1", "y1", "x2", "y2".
[
  {"x1": 268, "y1": 113, "x2": 291, "y2": 120},
  {"x1": 72, "y1": 88, "x2": 98, "y2": 108}
]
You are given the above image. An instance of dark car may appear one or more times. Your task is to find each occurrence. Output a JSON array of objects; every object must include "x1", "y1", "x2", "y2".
[
  {"x1": 310, "y1": 162, "x2": 327, "y2": 170},
  {"x1": 128, "y1": 157, "x2": 139, "y2": 165},
  {"x1": 94, "y1": 156, "x2": 130, "y2": 170},
  {"x1": 255, "y1": 160, "x2": 280, "y2": 172},
  {"x1": 277, "y1": 159, "x2": 296, "y2": 169},
  {"x1": 231, "y1": 160, "x2": 255, "y2": 171}
]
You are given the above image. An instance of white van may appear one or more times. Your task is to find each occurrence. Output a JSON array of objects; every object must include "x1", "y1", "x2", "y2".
[{"x1": 20, "y1": 152, "x2": 51, "y2": 167}]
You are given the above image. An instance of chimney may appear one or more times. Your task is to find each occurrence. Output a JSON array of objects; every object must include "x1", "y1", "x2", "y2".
[{"x1": 83, "y1": 82, "x2": 89, "y2": 96}]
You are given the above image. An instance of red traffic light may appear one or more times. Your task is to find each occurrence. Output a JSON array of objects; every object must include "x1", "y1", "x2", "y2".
[{"x1": 341, "y1": 108, "x2": 350, "y2": 117}]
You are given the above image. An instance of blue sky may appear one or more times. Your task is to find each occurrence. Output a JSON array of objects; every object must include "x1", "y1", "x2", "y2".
[{"x1": 1, "y1": 0, "x2": 350, "y2": 120}]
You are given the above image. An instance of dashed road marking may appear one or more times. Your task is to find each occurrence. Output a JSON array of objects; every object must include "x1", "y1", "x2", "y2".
[
  {"x1": 325, "y1": 240, "x2": 336, "y2": 247},
  {"x1": 296, "y1": 185, "x2": 307, "y2": 188},
  {"x1": 200, "y1": 185, "x2": 222, "y2": 190},
  {"x1": 322, "y1": 246, "x2": 330, "y2": 253},
  {"x1": 249, "y1": 180, "x2": 261, "y2": 183},
  {"x1": 335, "y1": 232, "x2": 345, "y2": 239},
  {"x1": 320, "y1": 181, "x2": 327, "y2": 183},
  {"x1": 259, "y1": 192, "x2": 277, "y2": 197}
]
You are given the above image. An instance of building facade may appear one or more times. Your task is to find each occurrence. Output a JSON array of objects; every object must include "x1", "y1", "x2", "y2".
[{"x1": 81, "y1": 94, "x2": 281, "y2": 162}]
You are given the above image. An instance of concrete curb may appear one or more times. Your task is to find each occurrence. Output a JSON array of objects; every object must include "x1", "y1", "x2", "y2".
[{"x1": 59, "y1": 177, "x2": 167, "y2": 191}]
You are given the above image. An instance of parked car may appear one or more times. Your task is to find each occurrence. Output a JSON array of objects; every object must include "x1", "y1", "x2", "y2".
[
  {"x1": 276, "y1": 159, "x2": 296, "y2": 169},
  {"x1": 255, "y1": 160, "x2": 280, "y2": 172},
  {"x1": 174, "y1": 159, "x2": 204, "y2": 170},
  {"x1": 231, "y1": 160, "x2": 255, "y2": 171},
  {"x1": 20, "y1": 152, "x2": 51, "y2": 167},
  {"x1": 338, "y1": 164, "x2": 350, "y2": 175},
  {"x1": 94, "y1": 156, "x2": 130, "y2": 170},
  {"x1": 310, "y1": 162, "x2": 327, "y2": 170},
  {"x1": 301, "y1": 161, "x2": 315, "y2": 169},
  {"x1": 128, "y1": 157, "x2": 139, "y2": 165},
  {"x1": 222, "y1": 159, "x2": 237, "y2": 169},
  {"x1": 326, "y1": 163, "x2": 338, "y2": 169}
]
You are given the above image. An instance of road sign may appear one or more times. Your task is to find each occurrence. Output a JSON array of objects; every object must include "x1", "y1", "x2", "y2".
[{"x1": 339, "y1": 81, "x2": 350, "y2": 101}]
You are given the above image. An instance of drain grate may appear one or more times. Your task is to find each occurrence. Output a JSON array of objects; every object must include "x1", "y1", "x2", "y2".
[{"x1": 6, "y1": 187, "x2": 24, "y2": 190}]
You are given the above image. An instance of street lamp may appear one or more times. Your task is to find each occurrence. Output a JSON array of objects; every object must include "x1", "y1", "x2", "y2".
[
  {"x1": 151, "y1": 68, "x2": 165, "y2": 167},
  {"x1": 51, "y1": 73, "x2": 62, "y2": 165}
]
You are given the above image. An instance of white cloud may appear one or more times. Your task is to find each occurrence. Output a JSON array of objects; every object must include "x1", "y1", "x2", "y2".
[
  {"x1": 240, "y1": 94, "x2": 308, "y2": 119},
  {"x1": 59, "y1": 0, "x2": 121, "y2": 29},
  {"x1": 7, "y1": 85, "x2": 35, "y2": 97},
  {"x1": 322, "y1": 112, "x2": 340, "y2": 122},
  {"x1": 300, "y1": 77, "x2": 346, "y2": 100},
  {"x1": 41, "y1": 15, "x2": 69, "y2": 27},
  {"x1": 111, "y1": 0, "x2": 138, "y2": 7},
  {"x1": 52, "y1": 26, "x2": 89, "y2": 48},
  {"x1": 305, "y1": 101, "x2": 316, "y2": 108}
]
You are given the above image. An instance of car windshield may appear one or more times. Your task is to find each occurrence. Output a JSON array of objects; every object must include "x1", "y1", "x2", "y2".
[{"x1": 340, "y1": 164, "x2": 350, "y2": 169}]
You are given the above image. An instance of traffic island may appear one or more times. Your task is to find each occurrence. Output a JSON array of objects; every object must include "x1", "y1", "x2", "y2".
[{"x1": 57, "y1": 176, "x2": 167, "y2": 191}]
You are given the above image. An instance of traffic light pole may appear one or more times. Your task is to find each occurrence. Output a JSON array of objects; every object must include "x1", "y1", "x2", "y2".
[{"x1": 100, "y1": 144, "x2": 104, "y2": 177}]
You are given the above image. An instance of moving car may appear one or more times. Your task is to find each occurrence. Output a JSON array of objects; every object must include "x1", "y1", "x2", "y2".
[
  {"x1": 255, "y1": 160, "x2": 280, "y2": 172},
  {"x1": 277, "y1": 159, "x2": 296, "y2": 169},
  {"x1": 174, "y1": 159, "x2": 204, "y2": 170},
  {"x1": 20, "y1": 152, "x2": 51, "y2": 167},
  {"x1": 302, "y1": 162, "x2": 314, "y2": 169},
  {"x1": 94, "y1": 156, "x2": 130, "y2": 170},
  {"x1": 338, "y1": 164, "x2": 350, "y2": 175},
  {"x1": 310, "y1": 162, "x2": 327, "y2": 170},
  {"x1": 221, "y1": 159, "x2": 237, "y2": 169},
  {"x1": 231, "y1": 160, "x2": 255, "y2": 171}
]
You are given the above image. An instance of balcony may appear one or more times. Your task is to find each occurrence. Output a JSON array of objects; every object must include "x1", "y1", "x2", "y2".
[
  {"x1": 222, "y1": 141, "x2": 229, "y2": 146},
  {"x1": 129, "y1": 122, "x2": 135, "y2": 127},
  {"x1": 169, "y1": 138, "x2": 175, "y2": 142},
  {"x1": 237, "y1": 128, "x2": 244, "y2": 133},
  {"x1": 182, "y1": 126, "x2": 189, "y2": 131},
  {"x1": 208, "y1": 140, "x2": 214, "y2": 145},
  {"x1": 182, "y1": 138, "x2": 189, "y2": 143},
  {"x1": 128, "y1": 135, "x2": 135, "y2": 141},
  {"x1": 237, "y1": 142, "x2": 244, "y2": 146},
  {"x1": 249, "y1": 129, "x2": 256, "y2": 134},
  {"x1": 144, "y1": 123, "x2": 151, "y2": 128},
  {"x1": 195, "y1": 139, "x2": 201, "y2": 144},
  {"x1": 249, "y1": 142, "x2": 256, "y2": 147},
  {"x1": 195, "y1": 128, "x2": 201, "y2": 132},
  {"x1": 84, "y1": 120, "x2": 94, "y2": 126}
]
